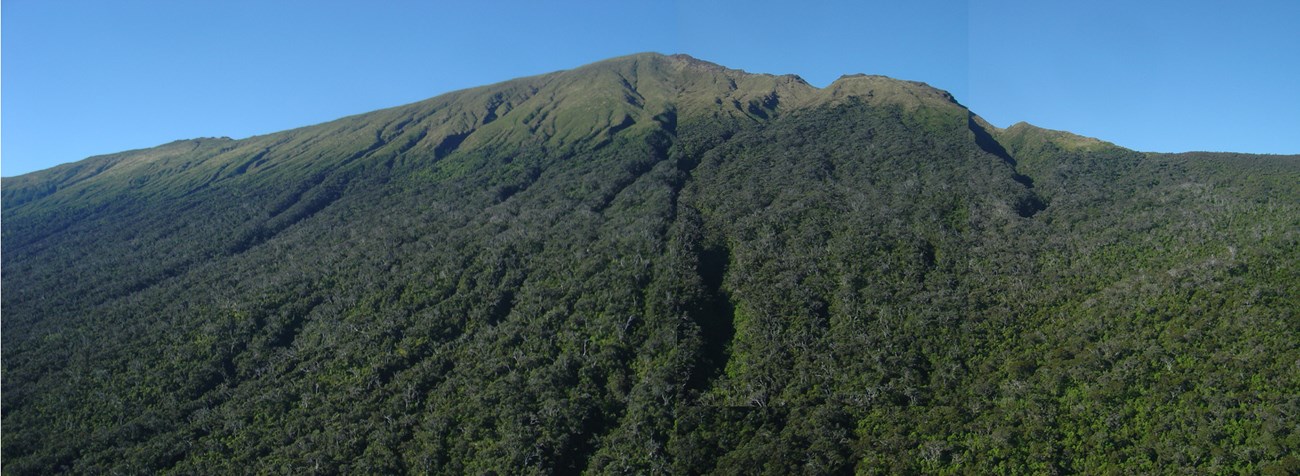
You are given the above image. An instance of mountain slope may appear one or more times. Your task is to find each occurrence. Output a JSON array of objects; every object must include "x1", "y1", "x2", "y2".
[{"x1": 4, "y1": 53, "x2": 1298, "y2": 474}]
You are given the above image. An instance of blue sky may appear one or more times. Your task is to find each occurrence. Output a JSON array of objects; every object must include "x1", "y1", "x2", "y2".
[{"x1": 3, "y1": 0, "x2": 1298, "y2": 176}]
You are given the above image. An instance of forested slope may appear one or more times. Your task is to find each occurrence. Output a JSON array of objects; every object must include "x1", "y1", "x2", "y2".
[{"x1": 4, "y1": 53, "x2": 1297, "y2": 474}]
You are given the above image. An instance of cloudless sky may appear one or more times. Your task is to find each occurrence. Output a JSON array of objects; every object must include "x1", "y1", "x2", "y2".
[{"x1": 3, "y1": 0, "x2": 1298, "y2": 176}]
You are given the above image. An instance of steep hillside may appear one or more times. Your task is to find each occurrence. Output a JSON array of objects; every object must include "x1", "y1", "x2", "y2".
[{"x1": 4, "y1": 53, "x2": 1298, "y2": 474}]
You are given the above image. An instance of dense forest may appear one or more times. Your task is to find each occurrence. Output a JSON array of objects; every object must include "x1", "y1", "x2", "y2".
[{"x1": 4, "y1": 53, "x2": 1298, "y2": 474}]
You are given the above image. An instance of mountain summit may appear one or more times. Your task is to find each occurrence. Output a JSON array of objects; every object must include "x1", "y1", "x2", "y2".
[
  {"x1": 4, "y1": 52, "x2": 967, "y2": 205},
  {"x1": 4, "y1": 53, "x2": 1298, "y2": 474}
]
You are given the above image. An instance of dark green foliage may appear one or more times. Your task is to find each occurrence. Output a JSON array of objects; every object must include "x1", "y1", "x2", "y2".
[{"x1": 4, "y1": 53, "x2": 1298, "y2": 474}]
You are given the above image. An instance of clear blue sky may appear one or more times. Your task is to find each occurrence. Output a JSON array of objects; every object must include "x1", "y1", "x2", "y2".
[{"x1": 4, "y1": 0, "x2": 1298, "y2": 176}]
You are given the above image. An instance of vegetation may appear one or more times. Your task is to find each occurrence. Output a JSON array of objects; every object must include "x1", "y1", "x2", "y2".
[{"x1": 4, "y1": 53, "x2": 1298, "y2": 474}]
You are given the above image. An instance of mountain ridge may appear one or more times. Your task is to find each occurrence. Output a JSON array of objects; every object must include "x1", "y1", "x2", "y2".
[
  {"x1": 4, "y1": 52, "x2": 1297, "y2": 474},
  {"x1": 2, "y1": 52, "x2": 1075, "y2": 232},
  {"x1": 5, "y1": 53, "x2": 1064, "y2": 188}
]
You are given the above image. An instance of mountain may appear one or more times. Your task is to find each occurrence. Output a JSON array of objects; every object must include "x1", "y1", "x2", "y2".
[{"x1": 4, "y1": 53, "x2": 1298, "y2": 474}]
